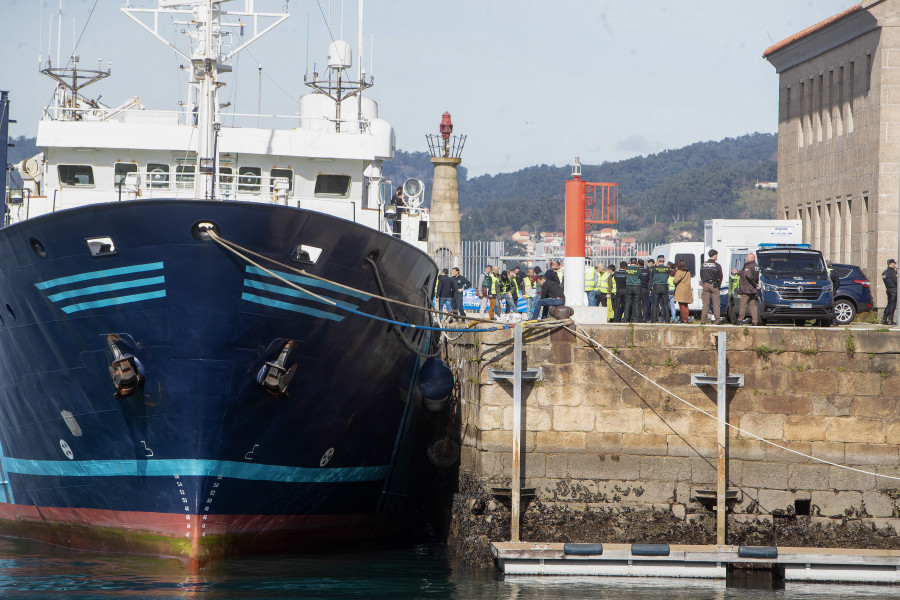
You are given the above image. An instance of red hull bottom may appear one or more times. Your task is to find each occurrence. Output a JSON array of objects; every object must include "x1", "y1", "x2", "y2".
[{"x1": 0, "y1": 504, "x2": 395, "y2": 568}]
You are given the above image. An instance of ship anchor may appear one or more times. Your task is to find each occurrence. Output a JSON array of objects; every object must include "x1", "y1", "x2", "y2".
[
  {"x1": 107, "y1": 335, "x2": 144, "y2": 398},
  {"x1": 257, "y1": 340, "x2": 297, "y2": 397}
]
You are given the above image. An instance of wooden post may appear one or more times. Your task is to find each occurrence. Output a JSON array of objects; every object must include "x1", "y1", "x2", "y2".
[
  {"x1": 716, "y1": 330, "x2": 728, "y2": 545},
  {"x1": 511, "y1": 321, "x2": 523, "y2": 542}
]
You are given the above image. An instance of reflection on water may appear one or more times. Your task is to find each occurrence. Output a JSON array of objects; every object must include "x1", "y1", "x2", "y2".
[{"x1": 0, "y1": 538, "x2": 895, "y2": 599}]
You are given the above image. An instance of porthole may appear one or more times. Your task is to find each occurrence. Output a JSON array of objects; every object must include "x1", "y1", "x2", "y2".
[
  {"x1": 29, "y1": 237, "x2": 46, "y2": 258},
  {"x1": 86, "y1": 237, "x2": 117, "y2": 257},
  {"x1": 191, "y1": 221, "x2": 220, "y2": 241},
  {"x1": 5, "y1": 305, "x2": 14, "y2": 320}
]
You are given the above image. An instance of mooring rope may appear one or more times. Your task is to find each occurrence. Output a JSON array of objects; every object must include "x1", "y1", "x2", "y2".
[
  {"x1": 568, "y1": 324, "x2": 900, "y2": 482},
  {"x1": 205, "y1": 229, "x2": 518, "y2": 334}
]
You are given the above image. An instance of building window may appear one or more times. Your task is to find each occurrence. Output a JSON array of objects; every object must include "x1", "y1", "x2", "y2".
[
  {"x1": 848, "y1": 62, "x2": 855, "y2": 133},
  {"x1": 238, "y1": 167, "x2": 262, "y2": 193},
  {"x1": 271, "y1": 168, "x2": 294, "y2": 192},
  {"x1": 314, "y1": 174, "x2": 351, "y2": 198},
  {"x1": 148, "y1": 163, "x2": 170, "y2": 188},
  {"x1": 58, "y1": 164, "x2": 95, "y2": 187},
  {"x1": 866, "y1": 53, "x2": 872, "y2": 93},
  {"x1": 114, "y1": 162, "x2": 137, "y2": 186}
]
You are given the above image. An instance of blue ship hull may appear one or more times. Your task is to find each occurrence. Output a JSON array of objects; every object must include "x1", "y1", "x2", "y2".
[{"x1": 0, "y1": 200, "x2": 437, "y2": 562}]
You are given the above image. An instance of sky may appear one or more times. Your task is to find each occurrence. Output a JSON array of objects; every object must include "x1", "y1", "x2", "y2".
[{"x1": 0, "y1": 0, "x2": 855, "y2": 177}]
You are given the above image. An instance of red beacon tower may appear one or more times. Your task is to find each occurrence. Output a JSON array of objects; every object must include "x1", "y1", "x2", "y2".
[{"x1": 564, "y1": 157, "x2": 618, "y2": 306}]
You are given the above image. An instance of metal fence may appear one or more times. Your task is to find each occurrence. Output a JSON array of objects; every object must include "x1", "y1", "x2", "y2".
[{"x1": 427, "y1": 240, "x2": 656, "y2": 281}]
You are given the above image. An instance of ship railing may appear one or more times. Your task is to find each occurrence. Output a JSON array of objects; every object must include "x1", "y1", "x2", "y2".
[{"x1": 42, "y1": 104, "x2": 373, "y2": 132}]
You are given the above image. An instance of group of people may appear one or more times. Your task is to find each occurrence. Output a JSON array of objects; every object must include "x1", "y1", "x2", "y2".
[
  {"x1": 474, "y1": 260, "x2": 567, "y2": 321},
  {"x1": 587, "y1": 249, "x2": 762, "y2": 325}
]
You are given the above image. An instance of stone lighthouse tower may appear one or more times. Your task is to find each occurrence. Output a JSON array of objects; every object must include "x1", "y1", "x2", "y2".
[{"x1": 426, "y1": 112, "x2": 466, "y2": 268}]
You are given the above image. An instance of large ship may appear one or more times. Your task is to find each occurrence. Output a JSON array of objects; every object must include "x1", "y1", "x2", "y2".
[{"x1": 0, "y1": 0, "x2": 441, "y2": 564}]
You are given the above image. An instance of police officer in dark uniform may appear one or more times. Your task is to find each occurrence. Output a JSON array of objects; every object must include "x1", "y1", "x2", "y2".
[
  {"x1": 641, "y1": 259, "x2": 652, "y2": 322},
  {"x1": 882, "y1": 259, "x2": 897, "y2": 325},
  {"x1": 699, "y1": 249, "x2": 724, "y2": 324},
  {"x1": 624, "y1": 258, "x2": 642, "y2": 323},
  {"x1": 651, "y1": 255, "x2": 671, "y2": 323},
  {"x1": 613, "y1": 261, "x2": 628, "y2": 323}
]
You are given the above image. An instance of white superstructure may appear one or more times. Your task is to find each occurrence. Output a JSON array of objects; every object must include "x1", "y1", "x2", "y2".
[{"x1": 9, "y1": 0, "x2": 427, "y2": 248}]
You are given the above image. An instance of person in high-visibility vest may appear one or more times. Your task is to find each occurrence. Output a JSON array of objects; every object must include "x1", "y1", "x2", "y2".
[
  {"x1": 584, "y1": 263, "x2": 599, "y2": 307},
  {"x1": 596, "y1": 265, "x2": 611, "y2": 308},
  {"x1": 667, "y1": 263, "x2": 678, "y2": 322},
  {"x1": 606, "y1": 264, "x2": 617, "y2": 321}
]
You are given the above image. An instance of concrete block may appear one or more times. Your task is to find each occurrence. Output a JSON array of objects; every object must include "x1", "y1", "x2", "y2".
[
  {"x1": 829, "y1": 465, "x2": 877, "y2": 491},
  {"x1": 729, "y1": 438, "x2": 767, "y2": 461},
  {"x1": 811, "y1": 441, "x2": 846, "y2": 464},
  {"x1": 534, "y1": 431, "x2": 587, "y2": 453},
  {"x1": 643, "y1": 409, "x2": 692, "y2": 435},
  {"x1": 836, "y1": 371, "x2": 885, "y2": 396},
  {"x1": 875, "y1": 465, "x2": 900, "y2": 490},
  {"x1": 689, "y1": 411, "x2": 718, "y2": 437},
  {"x1": 758, "y1": 489, "x2": 796, "y2": 513},
  {"x1": 742, "y1": 462, "x2": 789, "y2": 489},
  {"x1": 476, "y1": 429, "x2": 512, "y2": 452},
  {"x1": 738, "y1": 413, "x2": 785, "y2": 440},
  {"x1": 757, "y1": 394, "x2": 811, "y2": 415},
  {"x1": 845, "y1": 443, "x2": 899, "y2": 466},
  {"x1": 595, "y1": 454, "x2": 642, "y2": 481},
  {"x1": 620, "y1": 433, "x2": 668, "y2": 456},
  {"x1": 812, "y1": 395, "x2": 853, "y2": 416},
  {"x1": 765, "y1": 441, "x2": 813, "y2": 463},
  {"x1": 552, "y1": 406, "x2": 596, "y2": 432},
  {"x1": 545, "y1": 454, "x2": 569, "y2": 479},
  {"x1": 675, "y1": 481, "x2": 692, "y2": 503},
  {"x1": 689, "y1": 456, "x2": 719, "y2": 485},
  {"x1": 667, "y1": 434, "x2": 716, "y2": 458},
  {"x1": 595, "y1": 408, "x2": 643, "y2": 434},
  {"x1": 789, "y1": 465, "x2": 832, "y2": 491},
  {"x1": 672, "y1": 504, "x2": 687, "y2": 520},
  {"x1": 640, "y1": 456, "x2": 692, "y2": 481},
  {"x1": 824, "y1": 416, "x2": 885, "y2": 443},
  {"x1": 784, "y1": 415, "x2": 826, "y2": 441},
  {"x1": 851, "y1": 395, "x2": 900, "y2": 419},
  {"x1": 630, "y1": 480, "x2": 676, "y2": 504},
  {"x1": 524, "y1": 453, "x2": 546, "y2": 478},
  {"x1": 863, "y1": 490, "x2": 897, "y2": 518},
  {"x1": 584, "y1": 432, "x2": 624, "y2": 454},
  {"x1": 502, "y1": 406, "x2": 552, "y2": 431},
  {"x1": 478, "y1": 406, "x2": 504, "y2": 431},
  {"x1": 567, "y1": 453, "x2": 602, "y2": 479},
  {"x1": 789, "y1": 370, "x2": 837, "y2": 394},
  {"x1": 812, "y1": 490, "x2": 863, "y2": 518}
]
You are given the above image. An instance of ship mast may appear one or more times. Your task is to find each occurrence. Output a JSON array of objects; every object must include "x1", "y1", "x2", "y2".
[{"x1": 122, "y1": 0, "x2": 289, "y2": 199}]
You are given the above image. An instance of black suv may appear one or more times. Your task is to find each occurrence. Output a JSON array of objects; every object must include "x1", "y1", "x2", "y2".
[{"x1": 831, "y1": 263, "x2": 874, "y2": 325}]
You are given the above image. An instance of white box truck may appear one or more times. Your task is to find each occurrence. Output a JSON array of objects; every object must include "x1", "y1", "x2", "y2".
[{"x1": 704, "y1": 219, "x2": 802, "y2": 276}]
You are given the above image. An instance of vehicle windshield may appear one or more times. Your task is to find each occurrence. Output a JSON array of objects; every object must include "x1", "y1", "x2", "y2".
[{"x1": 759, "y1": 252, "x2": 826, "y2": 278}]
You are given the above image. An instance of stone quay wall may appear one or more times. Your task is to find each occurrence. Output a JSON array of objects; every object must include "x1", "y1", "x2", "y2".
[{"x1": 445, "y1": 324, "x2": 900, "y2": 566}]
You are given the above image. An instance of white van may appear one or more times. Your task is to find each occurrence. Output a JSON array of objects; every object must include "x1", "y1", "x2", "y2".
[{"x1": 651, "y1": 242, "x2": 709, "y2": 313}]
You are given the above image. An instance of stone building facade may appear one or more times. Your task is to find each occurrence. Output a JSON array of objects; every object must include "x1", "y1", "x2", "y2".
[{"x1": 764, "y1": 1, "x2": 900, "y2": 307}]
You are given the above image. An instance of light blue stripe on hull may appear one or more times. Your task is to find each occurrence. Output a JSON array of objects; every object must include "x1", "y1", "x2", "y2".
[
  {"x1": 35, "y1": 262, "x2": 165, "y2": 290},
  {"x1": 243, "y1": 279, "x2": 359, "y2": 310},
  {"x1": 4, "y1": 458, "x2": 388, "y2": 483},
  {"x1": 245, "y1": 266, "x2": 371, "y2": 301},
  {"x1": 61, "y1": 290, "x2": 168, "y2": 314},
  {"x1": 48, "y1": 276, "x2": 166, "y2": 303},
  {"x1": 241, "y1": 293, "x2": 345, "y2": 321}
]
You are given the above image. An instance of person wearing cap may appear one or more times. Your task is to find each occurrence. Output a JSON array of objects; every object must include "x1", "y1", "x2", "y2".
[
  {"x1": 737, "y1": 253, "x2": 760, "y2": 325},
  {"x1": 699, "y1": 249, "x2": 724, "y2": 324},
  {"x1": 882, "y1": 259, "x2": 897, "y2": 326}
]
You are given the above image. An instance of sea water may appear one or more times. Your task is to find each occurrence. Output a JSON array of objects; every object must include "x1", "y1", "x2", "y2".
[{"x1": 0, "y1": 538, "x2": 897, "y2": 599}]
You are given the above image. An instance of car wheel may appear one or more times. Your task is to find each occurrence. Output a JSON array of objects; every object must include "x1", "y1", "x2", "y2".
[{"x1": 833, "y1": 299, "x2": 856, "y2": 325}]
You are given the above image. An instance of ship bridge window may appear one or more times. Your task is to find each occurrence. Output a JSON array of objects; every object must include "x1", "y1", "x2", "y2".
[
  {"x1": 114, "y1": 163, "x2": 138, "y2": 186},
  {"x1": 176, "y1": 164, "x2": 196, "y2": 188},
  {"x1": 238, "y1": 167, "x2": 262, "y2": 193},
  {"x1": 58, "y1": 165, "x2": 95, "y2": 187},
  {"x1": 314, "y1": 174, "x2": 351, "y2": 198},
  {"x1": 147, "y1": 163, "x2": 170, "y2": 188},
  {"x1": 271, "y1": 168, "x2": 294, "y2": 192}
]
